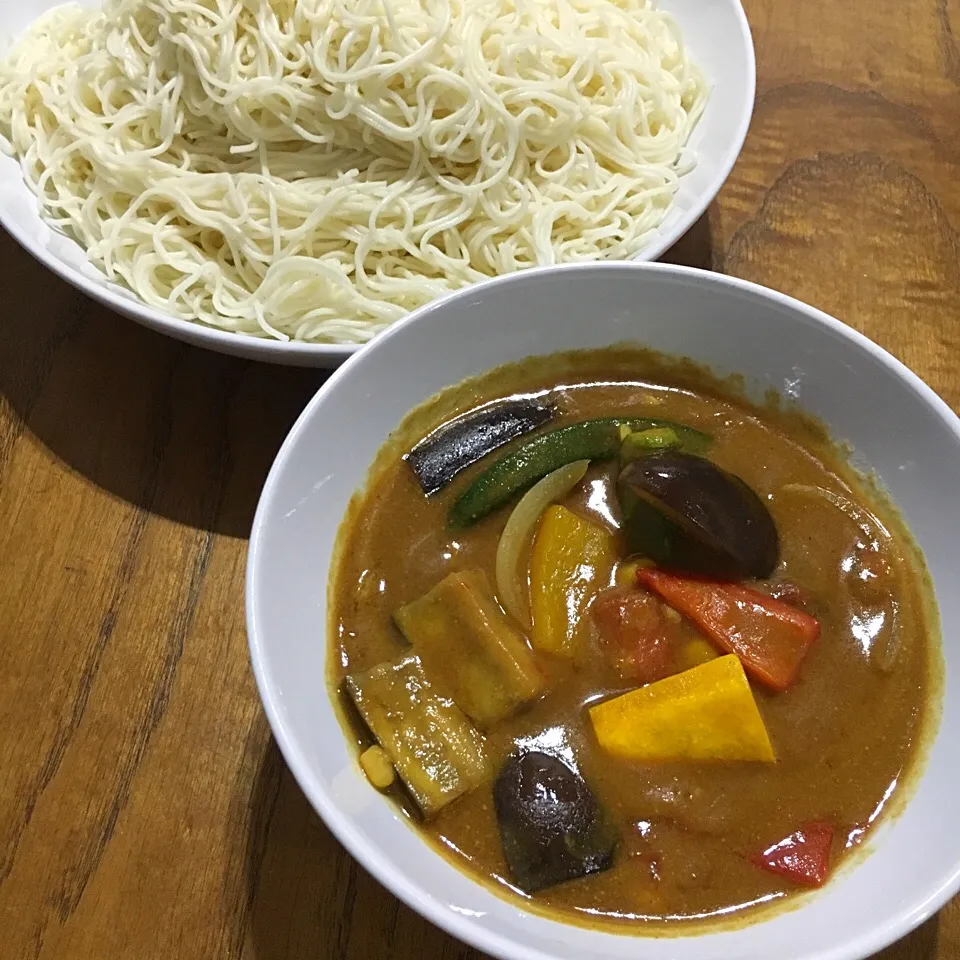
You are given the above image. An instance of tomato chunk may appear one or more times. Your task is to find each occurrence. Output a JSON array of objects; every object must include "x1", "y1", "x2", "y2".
[
  {"x1": 592, "y1": 586, "x2": 678, "y2": 684},
  {"x1": 636, "y1": 569, "x2": 820, "y2": 692},
  {"x1": 749, "y1": 822, "x2": 835, "y2": 887}
]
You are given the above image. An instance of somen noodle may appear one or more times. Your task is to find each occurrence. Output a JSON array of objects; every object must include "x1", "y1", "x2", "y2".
[{"x1": 0, "y1": 0, "x2": 708, "y2": 343}]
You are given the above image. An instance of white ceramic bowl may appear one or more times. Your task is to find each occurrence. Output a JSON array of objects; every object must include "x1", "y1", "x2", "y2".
[
  {"x1": 0, "y1": 0, "x2": 755, "y2": 367},
  {"x1": 247, "y1": 262, "x2": 960, "y2": 960}
]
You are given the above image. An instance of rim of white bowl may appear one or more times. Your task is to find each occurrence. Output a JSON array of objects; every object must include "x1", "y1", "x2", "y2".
[
  {"x1": 0, "y1": 0, "x2": 755, "y2": 365},
  {"x1": 246, "y1": 260, "x2": 960, "y2": 960}
]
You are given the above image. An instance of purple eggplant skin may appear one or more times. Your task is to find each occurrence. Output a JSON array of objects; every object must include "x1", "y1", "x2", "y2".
[
  {"x1": 405, "y1": 398, "x2": 555, "y2": 496},
  {"x1": 618, "y1": 451, "x2": 779, "y2": 579},
  {"x1": 493, "y1": 751, "x2": 617, "y2": 894}
]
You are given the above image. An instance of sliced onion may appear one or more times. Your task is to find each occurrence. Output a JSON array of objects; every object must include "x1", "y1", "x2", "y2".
[
  {"x1": 779, "y1": 484, "x2": 892, "y2": 541},
  {"x1": 875, "y1": 600, "x2": 902, "y2": 674},
  {"x1": 779, "y1": 483, "x2": 902, "y2": 672},
  {"x1": 496, "y1": 459, "x2": 590, "y2": 627}
]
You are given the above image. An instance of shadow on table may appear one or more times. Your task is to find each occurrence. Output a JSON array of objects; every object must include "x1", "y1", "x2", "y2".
[
  {"x1": 0, "y1": 205, "x2": 719, "y2": 543},
  {"x1": 0, "y1": 233, "x2": 324, "y2": 538},
  {"x1": 244, "y1": 737, "x2": 487, "y2": 960},
  {"x1": 659, "y1": 208, "x2": 716, "y2": 271},
  {"x1": 243, "y1": 736, "x2": 940, "y2": 960},
  {"x1": 0, "y1": 207, "x2": 713, "y2": 540}
]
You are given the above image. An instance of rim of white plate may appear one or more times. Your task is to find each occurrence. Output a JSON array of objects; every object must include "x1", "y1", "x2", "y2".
[{"x1": 0, "y1": 0, "x2": 756, "y2": 366}]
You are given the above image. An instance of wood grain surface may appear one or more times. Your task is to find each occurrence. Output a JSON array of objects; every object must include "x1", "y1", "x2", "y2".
[{"x1": 1, "y1": 0, "x2": 959, "y2": 957}]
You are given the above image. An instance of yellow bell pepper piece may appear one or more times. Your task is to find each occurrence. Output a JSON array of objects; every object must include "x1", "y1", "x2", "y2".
[
  {"x1": 589, "y1": 654, "x2": 776, "y2": 763},
  {"x1": 530, "y1": 505, "x2": 616, "y2": 656}
]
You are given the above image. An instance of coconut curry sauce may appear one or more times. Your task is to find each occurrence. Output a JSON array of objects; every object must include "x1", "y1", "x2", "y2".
[{"x1": 329, "y1": 349, "x2": 938, "y2": 929}]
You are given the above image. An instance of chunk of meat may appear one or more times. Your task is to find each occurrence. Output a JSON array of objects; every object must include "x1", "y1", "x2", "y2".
[
  {"x1": 625, "y1": 819, "x2": 721, "y2": 892},
  {"x1": 628, "y1": 777, "x2": 735, "y2": 835},
  {"x1": 591, "y1": 586, "x2": 680, "y2": 684}
]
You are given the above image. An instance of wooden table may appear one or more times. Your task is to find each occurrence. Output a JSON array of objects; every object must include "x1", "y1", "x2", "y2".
[{"x1": 1, "y1": 0, "x2": 958, "y2": 956}]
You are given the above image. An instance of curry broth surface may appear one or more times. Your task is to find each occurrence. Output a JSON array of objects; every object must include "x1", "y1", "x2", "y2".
[{"x1": 329, "y1": 348, "x2": 937, "y2": 930}]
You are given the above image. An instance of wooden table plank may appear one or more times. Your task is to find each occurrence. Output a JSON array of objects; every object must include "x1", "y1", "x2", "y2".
[{"x1": 1, "y1": 0, "x2": 958, "y2": 957}]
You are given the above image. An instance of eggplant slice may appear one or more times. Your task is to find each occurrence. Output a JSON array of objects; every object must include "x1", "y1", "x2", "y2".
[
  {"x1": 619, "y1": 451, "x2": 779, "y2": 579},
  {"x1": 493, "y1": 751, "x2": 617, "y2": 893},
  {"x1": 345, "y1": 655, "x2": 490, "y2": 818},
  {"x1": 406, "y1": 398, "x2": 556, "y2": 496},
  {"x1": 394, "y1": 569, "x2": 545, "y2": 728}
]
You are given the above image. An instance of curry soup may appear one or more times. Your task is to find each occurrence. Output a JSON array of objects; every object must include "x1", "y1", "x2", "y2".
[{"x1": 329, "y1": 348, "x2": 938, "y2": 930}]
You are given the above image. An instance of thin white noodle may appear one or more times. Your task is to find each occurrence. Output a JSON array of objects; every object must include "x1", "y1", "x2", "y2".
[{"x1": 0, "y1": 0, "x2": 709, "y2": 344}]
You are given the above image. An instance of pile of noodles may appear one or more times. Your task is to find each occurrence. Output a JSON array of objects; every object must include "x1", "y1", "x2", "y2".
[{"x1": 0, "y1": 0, "x2": 707, "y2": 343}]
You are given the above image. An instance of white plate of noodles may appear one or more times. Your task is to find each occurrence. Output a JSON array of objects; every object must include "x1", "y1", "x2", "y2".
[{"x1": 0, "y1": 0, "x2": 755, "y2": 367}]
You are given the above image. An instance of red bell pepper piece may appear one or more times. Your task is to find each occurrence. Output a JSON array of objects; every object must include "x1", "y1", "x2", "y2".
[
  {"x1": 636, "y1": 569, "x2": 820, "y2": 692},
  {"x1": 591, "y1": 586, "x2": 678, "y2": 684},
  {"x1": 749, "y1": 821, "x2": 835, "y2": 887}
]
